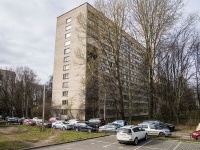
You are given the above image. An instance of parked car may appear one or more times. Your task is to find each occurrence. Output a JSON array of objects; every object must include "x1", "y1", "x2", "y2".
[
  {"x1": 192, "y1": 130, "x2": 200, "y2": 140},
  {"x1": 117, "y1": 125, "x2": 148, "y2": 145},
  {"x1": 49, "y1": 117, "x2": 64, "y2": 123},
  {"x1": 65, "y1": 119, "x2": 80, "y2": 127},
  {"x1": 143, "y1": 120, "x2": 175, "y2": 131},
  {"x1": 196, "y1": 123, "x2": 200, "y2": 131},
  {"x1": 0, "y1": 115, "x2": 2, "y2": 120},
  {"x1": 22, "y1": 119, "x2": 36, "y2": 126},
  {"x1": 52, "y1": 121, "x2": 73, "y2": 130},
  {"x1": 138, "y1": 123, "x2": 171, "y2": 137},
  {"x1": 6, "y1": 117, "x2": 20, "y2": 124},
  {"x1": 74, "y1": 122, "x2": 98, "y2": 132},
  {"x1": 112, "y1": 120, "x2": 128, "y2": 127},
  {"x1": 88, "y1": 118, "x2": 105, "y2": 127},
  {"x1": 99, "y1": 123, "x2": 122, "y2": 133},
  {"x1": 18, "y1": 117, "x2": 29, "y2": 125},
  {"x1": 37, "y1": 120, "x2": 52, "y2": 128}
]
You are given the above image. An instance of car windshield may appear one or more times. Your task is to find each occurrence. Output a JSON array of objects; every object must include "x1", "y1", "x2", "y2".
[{"x1": 118, "y1": 128, "x2": 131, "y2": 134}]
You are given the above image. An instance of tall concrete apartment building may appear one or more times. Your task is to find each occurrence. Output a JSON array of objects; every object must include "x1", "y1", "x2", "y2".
[{"x1": 52, "y1": 3, "x2": 147, "y2": 120}]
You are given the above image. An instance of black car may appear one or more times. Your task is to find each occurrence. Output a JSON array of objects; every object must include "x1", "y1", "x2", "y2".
[
  {"x1": 6, "y1": 117, "x2": 20, "y2": 124},
  {"x1": 143, "y1": 120, "x2": 175, "y2": 131},
  {"x1": 74, "y1": 122, "x2": 98, "y2": 132},
  {"x1": 88, "y1": 118, "x2": 105, "y2": 127}
]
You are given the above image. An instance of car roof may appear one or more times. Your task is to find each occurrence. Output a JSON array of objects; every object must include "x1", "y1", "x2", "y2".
[{"x1": 121, "y1": 125, "x2": 136, "y2": 129}]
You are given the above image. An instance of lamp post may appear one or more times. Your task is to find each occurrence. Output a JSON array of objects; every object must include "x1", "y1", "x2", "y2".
[
  {"x1": 42, "y1": 84, "x2": 45, "y2": 131},
  {"x1": 104, "y1": 91, "x2": 106, "y2": 120}
]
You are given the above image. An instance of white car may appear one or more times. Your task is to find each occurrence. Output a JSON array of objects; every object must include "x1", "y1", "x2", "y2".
[
  {"x1": 52, "y1": 121, "x2": 73, "y2": 130},
  {"x1": 117, "y1": 125, "x2": 148, "y2": 145},
  {"x1": 138, "y1": 123, "x2": 171, "y2": 137}
]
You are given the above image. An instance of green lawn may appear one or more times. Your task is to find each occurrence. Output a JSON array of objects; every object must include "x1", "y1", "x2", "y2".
[{"x1": 0, "y1": 125, "x2": 108, "y2": 150}]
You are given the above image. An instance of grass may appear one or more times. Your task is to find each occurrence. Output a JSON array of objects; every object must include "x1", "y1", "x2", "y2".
[
  {"x1": 54, "y1": 131, "x2": 108, "y2": 143},
  {"x1": 0, "y1": 125, "x2": 108, "y2": 150}
]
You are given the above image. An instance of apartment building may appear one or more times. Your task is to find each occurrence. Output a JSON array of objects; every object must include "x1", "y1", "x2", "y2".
[{"x1": 52, "y1": 3, "x2": 147, "y2": 120}]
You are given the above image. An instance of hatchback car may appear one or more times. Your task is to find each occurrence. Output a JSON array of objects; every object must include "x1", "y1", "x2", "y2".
[
  {"x1": 143, "y1": 120, "x2": 175, "y2": 131},
  {"x1": 192, "y1": 130, "x2": 200, "y2": 140},
  {"x1": 117, "y1": 125, "x2": 147, "y2": 145},
  {"x1": 6, "y1": 117, "x2": 20, "y2": 124},
  {"x1": 138, "y1": 123, "x2": 171, "y2": 137}
]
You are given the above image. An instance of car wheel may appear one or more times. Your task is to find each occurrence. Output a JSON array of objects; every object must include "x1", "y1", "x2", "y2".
[
  {"x1": 88, "y1": 129, "x2": 91, "y2": 133},
  {"x1": 53, "y1": 126, "x2": 56, "y2": 129},
  {"x1": 119, "y1": 141, "x2": 123, "y2": 144},
  {"x1": 197, "y1": 136, "x2": 200, "y2": 140},
  {"x1": 134, "y1": 137, "x2": 138, "y2": 145},
  {"x1": 145, "y1": 134, "x2": 148, "y2": 140},
  {"x1": 62, "y1": 127, "x2": 65, "y2": 130},
  {"x1": 75, "y1": 128, "x2": 79, "y2": 131},
  {"x1": 159, "y1": 132, "x2": 165, "y2": 137}
]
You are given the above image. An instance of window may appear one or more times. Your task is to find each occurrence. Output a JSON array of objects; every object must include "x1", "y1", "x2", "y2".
[
  {"x1": 66, "y1": 18, "x2": 71, "y2": 23},
  {"x1": 63, "y1": 73, "x2": 69, "y2": 79},
  {"x1": 63, "y1": 82, "x2": 68, "y2": 88},
  {"x1": 62, "y1": 100, "x2": 68, "y2": 105},
  {"x1": 61, "y1": 109, "x2": 67, "y2": 115},
  {"x1": 65, "y1": 33, "x2": 71, "y2": 38},
  {"x1": 64, "y1": 56, "x2": 70, "y2": 62},
  {"x1": 62, "y1": 91, "x2": 68, "y2": 97},
  {"x1": 65, "y1": 25, "x2": 71, "y2": 30},
  {"x1": 65, "y1": 41, "x2": 70, "y2": 46},
  {"x1": 63, "y1": 65, "x2": 69, "y2": 70},
  {"x1": 64, "y1": 48, "x2": 70, "y2": 54}
]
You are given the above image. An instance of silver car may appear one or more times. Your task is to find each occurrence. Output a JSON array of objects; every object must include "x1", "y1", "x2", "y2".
[{"x1": 138, "y1": 123, "x2": 171, "y2": 137}]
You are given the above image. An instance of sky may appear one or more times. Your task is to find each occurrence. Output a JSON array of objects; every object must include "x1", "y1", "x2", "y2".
[{"x1": 0, "y1": 0, "x2": 199, "y2": 84}]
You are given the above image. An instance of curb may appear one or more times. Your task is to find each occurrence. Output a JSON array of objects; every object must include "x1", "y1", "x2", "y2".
[{"x1": 22, "y1": 134, "x2": 110, "y2": 150}]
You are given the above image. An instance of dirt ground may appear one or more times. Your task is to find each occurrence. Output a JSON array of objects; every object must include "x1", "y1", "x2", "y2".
[{"x1": 0, "y1": 126, "x2": 61, "y2": 148}]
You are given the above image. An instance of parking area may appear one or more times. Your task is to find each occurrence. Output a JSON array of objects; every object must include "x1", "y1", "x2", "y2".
[{"x1": 32, "y1": 135, "x2": 200, "y2": 150}]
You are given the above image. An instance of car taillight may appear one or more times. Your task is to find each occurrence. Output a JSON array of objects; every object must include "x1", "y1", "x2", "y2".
[{"x1": 100, "y1": 120, "x2": 102, "y2": 124}]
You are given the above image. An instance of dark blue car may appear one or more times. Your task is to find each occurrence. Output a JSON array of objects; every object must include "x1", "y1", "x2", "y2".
[{"x1": 74, "y1": 122, "x2": 98, "y2": 132}]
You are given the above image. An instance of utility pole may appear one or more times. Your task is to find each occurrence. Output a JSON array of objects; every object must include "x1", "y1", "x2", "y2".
[{"x1": 42, "y1": 84, "x2": 45, "y2": 131}]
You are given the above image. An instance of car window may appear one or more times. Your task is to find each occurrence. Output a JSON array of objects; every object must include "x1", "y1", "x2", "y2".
[
  {"x1": 118, "y1": 128, "x2": 131, "y2": 134},
  {"x1": 133, "y1": 127, "x2": 140, "y2": 132},
  {"x1": 150, "y1": 125, "x2": 156, "y2": 129}
]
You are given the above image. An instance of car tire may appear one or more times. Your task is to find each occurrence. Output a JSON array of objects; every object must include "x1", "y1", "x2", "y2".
[
  {"x1": 119, "y1": 141, "x2": 123, "y2": 144},
  {"x1": 88, "y1": 129, "x2": 91, "y2": 133},
  {"x1": 75, "y1": 128, "x2": 79, "y2": 131},
  {"x1": 62, "y1": 127, "x2": 65, "y2": 130},
  {"x1": 197, "y1": 136, "x2": 200, "y2": 140},
  {"x1": 133, "y1": 137, "x2": 138, "y2": 145},
  {"x1": 159, "y1": 132, "x2": 165, "y2": 137},
  {"x1": 53, "y1": 126, "x2": 56, "y2": 129},
  {"x1": 145, "y1": 134, "x2": 148, "y2": 140}
]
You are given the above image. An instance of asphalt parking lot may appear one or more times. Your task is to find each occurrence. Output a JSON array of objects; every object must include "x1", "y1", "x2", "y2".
[{"x1": 31, "y1": 135, "x2": 200, "y2": 150}]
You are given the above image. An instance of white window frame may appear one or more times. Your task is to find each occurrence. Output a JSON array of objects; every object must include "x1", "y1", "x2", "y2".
[
  {"x1": 63, "y1": 82, "x2": 69, "y2": 88},
  {"x1": 65, "y1": 33, "x2": 71, "y2": 38},
  {"x1": 64, "y1": 48, "x2": 70, "y2": 54},
  {"x1": 64, "y1": 56, "x2": 70, "y2": 62},
  {"x1": 66, "y1": 18, "x2": 71, "y2": 23},
  {"x1": 65, "y1": 41, "x2": 70, "y2": 46},
  {"x1": 62, "y1": 91, "x2": 68, "y2": 97},
  {"x1": 65, "y1": 25, "x2": 71, "y2": 31},
  {"x1": 63, "y1": 65, "x2": 69, "y2": 70},
  {"x1": 63, "y1": 73, "x2": 69, "y2": 79}
]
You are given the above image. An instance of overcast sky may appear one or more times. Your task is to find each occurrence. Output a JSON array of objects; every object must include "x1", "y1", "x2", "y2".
[{"x1": 0, "y1": 0, "x2": 199, "y2": 84}]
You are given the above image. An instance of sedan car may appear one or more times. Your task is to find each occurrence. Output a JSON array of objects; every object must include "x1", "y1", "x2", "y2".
[
  {"x1": 52, "y1": 121, "x2": 73, "y2": 130},
  {"x1": 192, "y1": 130, "x2": 200, "y2": 140},
  {"x1": 138, "y1": 123, "x2": 171, "y2": 137},
  {"x1": 99, "y1": 123, "x2": 122, "y2": 133},
  {"x1": 143, "y1": 120, "x2": 175, "y2": 131},
  {"x1": 117, "y1": 125, "x2": 148, "y2": 145},
  {"x1": 74, "y1": 122, "x2": 98, "y2": 132},
  {"x1": 22, "y1": 119, "x2": 36, "y2": 126}
]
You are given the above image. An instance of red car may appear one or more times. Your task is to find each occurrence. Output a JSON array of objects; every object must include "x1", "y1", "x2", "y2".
[
  {"x1": 192, "y1": 130, "x2": 200, "y2": 140},
  {"x1": 22, "y1": 119, "x2": 36, "y2": 126}
]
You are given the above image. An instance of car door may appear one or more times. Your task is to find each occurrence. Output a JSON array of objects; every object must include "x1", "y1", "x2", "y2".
[
  {"x1": 133, "y1": 127, "x2": 142, "y2": 139},
  {"x1": 149, "y1": 125, "x2": 158, "y2": 135}
]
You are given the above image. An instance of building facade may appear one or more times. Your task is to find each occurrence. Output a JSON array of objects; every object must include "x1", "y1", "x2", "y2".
[{"x1": 52, "y1": 3, "x2": 147, "y2": 120}]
